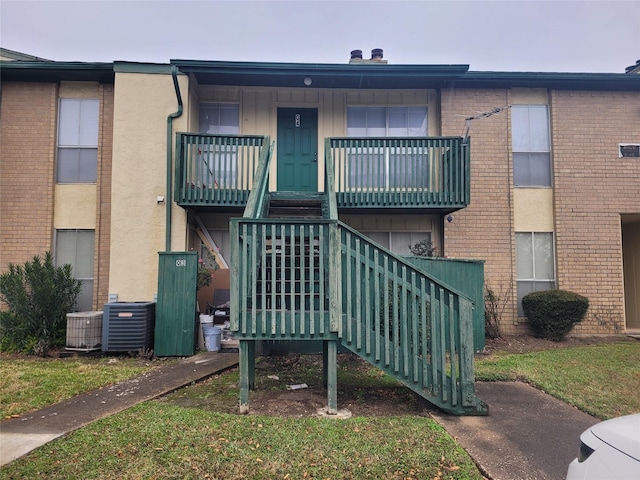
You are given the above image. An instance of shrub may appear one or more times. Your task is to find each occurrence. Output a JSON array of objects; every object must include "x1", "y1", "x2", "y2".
[
  {"x1": 0, "y1": 252, "x2": 82, "y2": 355},
  {"x1": 522, "y1": 289, "x2": 589, "y2": 342}
]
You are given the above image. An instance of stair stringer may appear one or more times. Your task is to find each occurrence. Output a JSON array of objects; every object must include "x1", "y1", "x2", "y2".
[{"x1": 340, "y1": 319, "x2": 488, "y2": 415}]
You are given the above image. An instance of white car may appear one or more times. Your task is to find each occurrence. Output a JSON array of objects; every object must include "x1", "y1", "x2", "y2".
[{"x1": 566, "y1": 413, "x2": 640, "y2": 479}]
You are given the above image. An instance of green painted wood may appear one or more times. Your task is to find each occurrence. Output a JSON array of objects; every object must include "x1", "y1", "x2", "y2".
[
  {"x1": 239, "y1": 340, "x2": 255, "y2": 414},
  {"x1": 277, "y1": 108, "x2": 318, "y2": 192},
  {"x1": 329, "y1": 136, "x2": 470, "y2": 210},
  {"x1": 404, "y1": 256, "x2": 485, "y2": 352},
  {"x1": 326, "y1": 340, "x2": 338, "y2": 415},
  {"x1": 175, "y1": 133, "x2": 267, "y2": 207},
  {"x1": 155, "y1": 252, "x2": 197, "y2": 357}
]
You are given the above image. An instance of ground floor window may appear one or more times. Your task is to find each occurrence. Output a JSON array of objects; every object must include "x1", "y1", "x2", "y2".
[
  {"x1": 55, "y1": 229, "x2": 95, "y2": 311},
  {"x1": 362, "y1": 231, "x2": 432, "y2": 256},
  {"x1": 516, "y1": 232, "x2": 555, "y2": 316}
]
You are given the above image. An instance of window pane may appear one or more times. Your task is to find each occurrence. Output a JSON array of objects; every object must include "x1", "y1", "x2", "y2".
[
  {"x1": 388, "y1": 107, "x2": 407, "y2": 136},
  {"x1": 347, "y1": 107, "x2": 366, "y2": 130},
  {"x1": 78, "y1": 100, "x2": 99, "y2": 146},
  {"x1": 199, "y1": 104, "x2": 239, "y2": 134},
  {"x1": 407, "y1": 107, "x2": 427, "y2": 136},
  {"x1": 529, "y1": 153, "x2": 551, "y2": 187},
  {"x1": 516, "y1": 233, "x2": 533, "y2": 279},
  {"x1": 57, "y1": 149, "x2": 80, "y2": 182},
  {"x1": 362, "y1": 232, "x2": 389, "y2": 249},
  {"x1": 57, "y1": 148, "x2": 97, "y2": 183},
  {"x1": 56, "y1": 230, "x2": 76, "y2": 266},
  {"x1": 534, "y1": 233, "x2": 554, "y2": 280},
  {"x1": 56, "y1": 230, "x2": 94, "y2": 310},
  {"x1": 517, "y1": 280, "x2": 535, "y2": 316},
  {"x1": 76, "y1": 280, "x2": 94, "y2": 312},
  {"x1": 75, "y1": 231, "x2": 95, "y2": 278},
  {"x1": 367, "y1": 107, "x2": 386, "y2": 131},
  {"x1": 528, "y1": 106, "x2": 550, "y2": 151},
  {"x1": 511, "y1": 106, "x2": 530, "y2": 152},
  {"x1": 58, "y1": 99, "x2": 81, "y2": 145},
  {"x1": 78, "y1": 149, "x2": 98, "y2": 182}
]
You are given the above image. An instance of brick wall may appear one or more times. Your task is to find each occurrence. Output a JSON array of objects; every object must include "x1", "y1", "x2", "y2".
[
  {"x1": 551, "y1": 90, "x2": 640, "y2": 334},
  {"x1": 440, "y1": 87, "x2": 640, "y2": 335},
  {"x1": 0, "y1": 82, "x2": 57, "y2": 270},
  {"x1": 94, "y1": 85, "x2": 114, "y2": 309},
  {"x1": 440, "y1": 88, "x2": 524, "y2": 334}
]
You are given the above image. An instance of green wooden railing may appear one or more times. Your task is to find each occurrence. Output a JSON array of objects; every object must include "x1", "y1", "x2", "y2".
[
  {"x1": 175, "y1": 133, "x2": 268, "y2": 206},
  {"x1": 328, "y1": 137, "x2": 470, "y2": 210},
  {"x1": 338, "y1": 224, "x2": 487, "y2": 414},
  {"x1": 231, "y1": 131, "x2": 486, "y2": 415}
]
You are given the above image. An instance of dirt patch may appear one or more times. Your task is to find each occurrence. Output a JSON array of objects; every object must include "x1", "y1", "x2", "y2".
[{"x1": 247, "y1": 354, "x2": 435, "y2": 418}]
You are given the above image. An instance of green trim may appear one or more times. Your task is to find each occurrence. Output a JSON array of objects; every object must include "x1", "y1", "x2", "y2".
[
  {"x1": 114, "y1": 62, "x2": 176, "y2": 74},
  {"x1": 0, "y1": 60, "x2": 114, "y2": 83},
  {"x1": 171, "y1": 59, "x2": 640, "y2": 91}
]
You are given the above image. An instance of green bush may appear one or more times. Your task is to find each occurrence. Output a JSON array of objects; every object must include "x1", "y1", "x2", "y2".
[
  {"x1": 522, "y1": 289, "x2": 589, "y2": 342},
  {"x1": 0, "y1": 252, "x2": 82, "y2": 355}
]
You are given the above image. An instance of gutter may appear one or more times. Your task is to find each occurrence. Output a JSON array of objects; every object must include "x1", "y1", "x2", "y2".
[{"x1": 166, "y1": 65, "x2": 183, "y2": 251}]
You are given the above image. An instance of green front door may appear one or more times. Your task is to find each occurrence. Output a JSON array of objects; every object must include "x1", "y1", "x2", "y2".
[{"x1": 277, "y1": 108, "x2": 318, "y2": 192}]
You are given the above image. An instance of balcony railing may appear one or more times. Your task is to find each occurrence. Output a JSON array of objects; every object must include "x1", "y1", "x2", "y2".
[
  {"x1": 175, "y1": 134, "x2": 470, "y2": 212},
  {"x1": 329, "y1": 137, "x2": 470, "y2": 210},
  {"x1": 175, "y1": 133, "x2": 268, "y2": 207}
]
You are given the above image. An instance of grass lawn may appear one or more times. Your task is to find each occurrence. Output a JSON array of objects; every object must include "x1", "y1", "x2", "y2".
[
  {"x1": 0, "y1": 355, "x2": 155, "y2": 419},
  {"x1": 1, "y1": 338, "x2": 638, "y2": 478},
  {"x1": 475, "y1": 340, "x2": 640, "y2": 420}
]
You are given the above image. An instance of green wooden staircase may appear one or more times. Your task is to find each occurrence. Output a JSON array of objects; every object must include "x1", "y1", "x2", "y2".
[{"x1": 230, "y1": 138, "x2": 488, "y2": 416}]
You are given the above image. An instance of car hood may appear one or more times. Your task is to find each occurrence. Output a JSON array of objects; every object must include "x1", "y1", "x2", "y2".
[{"x1": 591, "y1": 414, "x2": 640, "y2": 462}]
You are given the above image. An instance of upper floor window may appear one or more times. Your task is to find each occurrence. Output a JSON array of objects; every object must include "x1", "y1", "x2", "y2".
[
  {"x1": 347, "y1": 106, "x2": 427, "y2": 137},
  {"x1": 199, "y1": 104, "x2": 240, "y2": 134},
  {"x1": 512, "y1": 105, "x2": 551, "y2": 187},
  {"x1": 198, "y1": 104, "x2": 240, "y2": 187},
  {"x1": 346, "y1": 107, "x2": 428, "y2": 189},
  {"x1": 57, "y1": 99, "x2": 99, "y2": 183}
]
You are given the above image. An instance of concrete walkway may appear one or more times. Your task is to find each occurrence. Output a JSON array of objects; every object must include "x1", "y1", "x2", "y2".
[
  {"x1": 433, "y1": 382, "x2": 599, "y2": 480},
  {"x1": 0, "y1": 352, "x2": 238, "y2": 466},
  {"x1": 1, "y1": 355, "x2": 600, "y2": 480}
]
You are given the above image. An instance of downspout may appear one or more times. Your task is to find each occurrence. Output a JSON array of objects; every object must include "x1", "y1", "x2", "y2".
[{"x1": 166, "y1": 65, "x2": 183, "y2": 251}]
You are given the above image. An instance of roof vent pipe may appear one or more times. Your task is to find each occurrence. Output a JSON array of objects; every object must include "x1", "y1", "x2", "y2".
[
  {"x1": 350, "y1": 49, "x2": 363, "y2": 60},
  {"x1": 371, "y1": 48, "x2": 383, "y2": 60}
]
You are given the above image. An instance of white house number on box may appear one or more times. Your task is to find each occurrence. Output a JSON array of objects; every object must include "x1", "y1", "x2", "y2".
[{"x1": 175, "y1": 259, "x2": 187, "y2": 267}]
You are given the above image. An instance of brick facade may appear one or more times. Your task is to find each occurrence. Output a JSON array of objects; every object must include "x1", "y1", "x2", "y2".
[
  {"x1": 440, "y1": 87, "x2": 640, "y2": 334},
  {"x1": 551, "y1": 90, "x2": 640, "y2": 334},
  {"x1": 0, "y1": 82, "x2": 57, "y2": 269}
]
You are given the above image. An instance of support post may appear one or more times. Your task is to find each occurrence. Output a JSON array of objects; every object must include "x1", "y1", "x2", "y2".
[
  {"x1": 239, "y1": 340, "x2": 255, "y2": 414},
  {"x1": 326, "y1": 339, "x2": 338, "y2": 415}
]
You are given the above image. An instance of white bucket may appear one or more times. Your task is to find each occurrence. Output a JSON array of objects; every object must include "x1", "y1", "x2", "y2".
[{"x1": 202, "y1": 325, "x2": 222, "y2": 352}]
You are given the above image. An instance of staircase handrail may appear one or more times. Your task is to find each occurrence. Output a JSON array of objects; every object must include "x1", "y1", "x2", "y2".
[
  {"x1": 324, "y1": 138, "x2": 339, "y2": 221},
  {"x1": 243, "y1": 137, "x2": 274, "y2": 219}
]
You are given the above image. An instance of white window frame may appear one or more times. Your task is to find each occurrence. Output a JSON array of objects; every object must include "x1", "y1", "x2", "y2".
[
  {"x1": 56, "y1": 99, "x2": 99, "y2": 183},
  {"x1": 512, "y1": 105, "x2": 552, "y2": 187},
  {"x1": 55, "y1": 229, "x2": 95, "y2": 311},
  {"x1": 362, "y1": 231, "x2": 432, "y2": 256},
  {"x1": 516, "y1": 232, "x2": 556, "y2": 316},
  {"x1": 198, "y1": 103, "x2": 240, "y2": 188},
  {"x1": 346, "y1": 106, "x2": 428, "y2": 190}
]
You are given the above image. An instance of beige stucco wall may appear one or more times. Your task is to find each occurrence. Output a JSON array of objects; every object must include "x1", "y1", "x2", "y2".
[
  {"x1": 109, "y1": 70, "x2": 189, "y2": 301},
  {"x1": 513, "y1": 188, "x2": 554, "y2": 231},
  {"x1": 54, "y1": 185, "x2": 97, "y2": 228}
]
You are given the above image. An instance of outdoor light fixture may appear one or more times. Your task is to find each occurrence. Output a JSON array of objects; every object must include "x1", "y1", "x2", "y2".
[{"x1": 303, "y1": 76, "x2": 312, "y2": 86}]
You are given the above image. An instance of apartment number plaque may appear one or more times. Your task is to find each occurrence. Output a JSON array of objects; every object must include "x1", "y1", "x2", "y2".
[{"x1": 295, "y1": 114, "x2": 301, "y2": 127}]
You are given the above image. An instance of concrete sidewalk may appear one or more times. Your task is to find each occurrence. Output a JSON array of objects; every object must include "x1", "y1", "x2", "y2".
[
  {"x1": 0, "y1": 352, "x2": 238, "y2": 466},
  {"x1": 433, "y1": 382, "x2": 599, "y2": 480}
]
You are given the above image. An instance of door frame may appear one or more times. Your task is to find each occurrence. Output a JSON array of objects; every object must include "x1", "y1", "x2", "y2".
[{"x1": 276, "y1": 107, "x2": 319, "y2": 192}]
